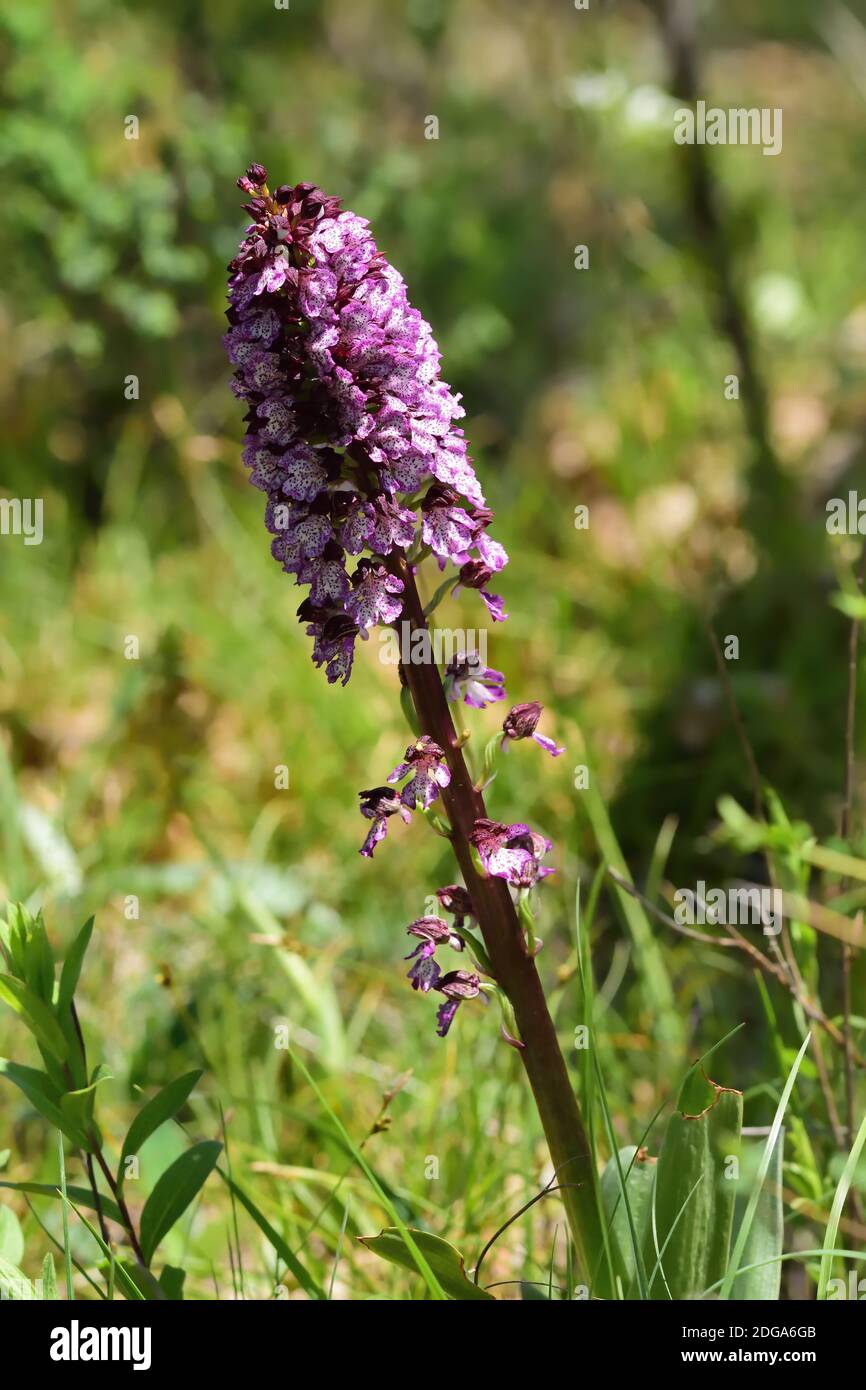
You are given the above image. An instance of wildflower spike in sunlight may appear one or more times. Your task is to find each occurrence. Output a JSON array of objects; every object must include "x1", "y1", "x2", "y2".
[
  {"x1": 227, "y1": 167, "x2": 606, "y2": 1284},
  {"x1": 224, "y1": 168, "x2": 506, "y2": 684}
]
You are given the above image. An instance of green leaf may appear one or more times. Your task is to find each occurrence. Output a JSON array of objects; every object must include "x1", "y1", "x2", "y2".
[
  {"x1": 0, "y1": 1180, "x2": 123, "y2": 1228},
  {"x1": 830, "y1": 590, "x2": 866, "y2": 622},
  {"x1": 139, "y1": 1140, "x2": 222, "y2": 1266},
  {"x1": 644, "y1": 1078, "x2": 742, "y2": 1299},
  {"x1": 0, "y1": 1205, "x2": 24, "y2": 1265},
  {"x1": 0, "y1": 904, "x2": 41, "y2": 980},
  {"x1": 0, "y1": 1058, "x2": 87, "y2": 1147},
  {"x1": 732, "y1": 1129, "x2": 784, "y2": 1300},
  {"x1": 158, "y1": 1264, "x2": 186, "y2": 1299},
  {"x1": 720, "y1": 1033, "x2": 810, "y2": 1300},
  {"x1": 0, "y1": 975, "x2": 68, "y2": 1061},
  {"x1": 357, "y1": 1228, "x2": 495, "y2": 1300},
  {"x1": 110, "y1": 1260, "x2": 166, "y2": 1301},
  {"x1": 0, "y1": 1251, "x2": 37, "y2": 1299},
  {"x1": 217, "y1": 1169, "x2": 326, "y2": 1301},
  {"x1": 58, "y1": 916, "x2": 94, "y2": 1011},
  {"x1": 22, "y1": 910, "x2": 55, "y2": 1003},
  {"x1": 41, "y1": 1252, "x2": 58, "y2": 1300},
  {"x1": 118, "y1": 1070, "x2": 202, "y2": 1195},
  {"x1": 59, "y1": 1066, "x2": 112, "y2": 1153},
  {"x1": 600, "y1": 1145, "x2": 656, "y2": 1291}
]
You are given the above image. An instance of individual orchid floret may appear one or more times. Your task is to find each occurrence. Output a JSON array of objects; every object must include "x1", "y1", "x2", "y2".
[
  {"x1": 470, "y1": 818, "x2": 554, "y2": 888},
  {"x1": 434, "y1": 970, "x2": 481, "y2": 1037},
  {"x1": 407, "y1": 953, "x2": 442, "y2": 994},
  {"x1": 455, "y1": 560, "x2": 507, "y2": 623},
  {"x1": 404, "y1": 915, "x2": 464, "y2": 993},
  {"x1": 406, "y1": 914, "x2": 464, "y2": 954},
  {"x1": 346, "y1": 559, "x2": 404, "y2": 636},
  {"x1": 387, "y1": 735, "x2": 451, "y2": 810},
  {"x1": 435, "y1": 884, "x2": 475, "y2": 930},
  {"x1": 358, "y1": 785, "x2": 412, "y2": 858},
  {"x1": 502, "y1": 702, "x2": 565, "y2": 758},
  {"x1": 420, "y1": 484, "x2": 479, "y2": 565},
  {"x1": 306, "y1": 612, "x2": 359, "y2": 687},
  {"x1": 443, "y1": 652, "x2": 506, "y2": 708}
]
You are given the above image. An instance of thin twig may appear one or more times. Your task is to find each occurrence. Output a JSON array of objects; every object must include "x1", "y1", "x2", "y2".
[
  {"x1": 93, "y1": 1148, "x2": 145, "y2": 1265},
  {"x1": 474, "y1": 1169, "x2": 586, "y2": 1287},
  {"x1": 607, "y1": 868, "x2": 860, "y2": 1060}
]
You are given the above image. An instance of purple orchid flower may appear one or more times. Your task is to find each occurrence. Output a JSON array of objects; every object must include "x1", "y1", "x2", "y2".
[
  {"x1": 443, "y1": 652, "x2": 506, "y2": 708},
  {"x1": 455, "y1": 560, "x2": 508, "y2": 623},
  {"x1": 435, "y1": 884, "x2": 475, "y2": 930},
  {"x1": 387, "y1": 735, "x2": 451, "y2": 810},
  {"x1": 434, "y1": 970, "x2": 481, "y2": 1037},
  {"x1": 470, "y1": 817, "x2": 554, "y2": 888},
  {"x1": 358, "y1": 785, "x2": 412, "y2": 858},
  {"x1": 502, "y1": 702, "x2": 565, "y2": 757},
  {"x1": 346, "y1": 559, "x2": 404, "y2": 636},
  {"x1": 404, "y1": 914, "x2": 464, "y2": 992},
  {"x1": 225, "y1": 169, "x2": 508, "y2": 683}
]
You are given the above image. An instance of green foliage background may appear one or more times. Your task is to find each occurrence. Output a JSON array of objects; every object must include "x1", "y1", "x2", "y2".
[{"x1": 1, "y1": 0, "x2": 866, "y2": 1298}]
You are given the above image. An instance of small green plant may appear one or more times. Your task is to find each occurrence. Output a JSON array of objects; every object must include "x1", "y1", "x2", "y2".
[{"x1": 0, "y1": 903, "x2": 218, "y2": 1299}]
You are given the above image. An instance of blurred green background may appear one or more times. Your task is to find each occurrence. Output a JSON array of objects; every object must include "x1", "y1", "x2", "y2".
[{"x1": 2, "y1": 0, "x2": 866, "y2": 1298}]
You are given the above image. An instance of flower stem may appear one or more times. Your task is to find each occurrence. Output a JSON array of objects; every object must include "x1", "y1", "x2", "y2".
[
  {"x1": 390, "y1": 554, "x2": 608, "y2": 1291},
  {"x1": 94, "y1": 1148, "x2": 146, "y2": 1266}
]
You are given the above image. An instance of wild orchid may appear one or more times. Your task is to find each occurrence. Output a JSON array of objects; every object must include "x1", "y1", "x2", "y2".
[{"x1": 224, "y1": 163, "x2": 606, "y2": 1285}]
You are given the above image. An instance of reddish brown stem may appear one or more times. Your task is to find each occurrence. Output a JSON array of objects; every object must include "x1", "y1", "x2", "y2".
[{"x1": 389, "y1": 553, "x2": 607, "y2": 1288}]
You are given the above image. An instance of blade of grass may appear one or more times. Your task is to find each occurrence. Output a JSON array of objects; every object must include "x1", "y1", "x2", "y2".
[
  {"x1": 719, "y1": 1032, "x2": 811, "y2": 1299},
  {"x1": 287, "y1": 1043, "x2": 447, "y2": 1299},
  {"x1": 580, "y1": 773, "x2": 681, "y2": 1044},
  {"x1": 58, "y1": 1193, "x2": 145, "y2": 1301},
  {"x1": 703, "y1": 1247, "x2": 866, "y2": 1298},
  {"x1": 590, "y1": 1049, "x2": 647, "y2": 1298},
  {"x1": 216, "y1": 1168, "x2": 327, "y2": 1301},
  {"x1": 57, "y1": 1132, "x2": 73, "y2": 1300},
  {"x1": 817, "y1": 1106, "x2": 866, "y2": 1298}
]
